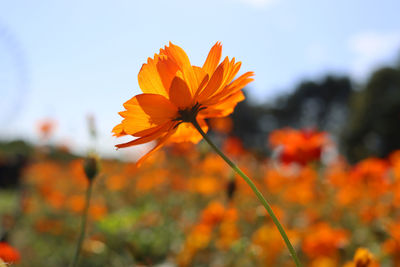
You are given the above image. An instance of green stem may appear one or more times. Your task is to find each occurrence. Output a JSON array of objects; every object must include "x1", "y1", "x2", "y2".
[
  {"x1": 191, "y1": 119, "x2": 302, "y2": 267},
  {"x1": 70, "y1": 181, "x2": 93, "y2": 267}
]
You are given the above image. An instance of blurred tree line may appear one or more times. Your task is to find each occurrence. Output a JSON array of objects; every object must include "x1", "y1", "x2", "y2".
[
  {"x1": 229, "y1": 59, "x2": 400, "y2": 163},
  {"x1": 0, "y1": 141, "x2": 76, "y2": 188}
]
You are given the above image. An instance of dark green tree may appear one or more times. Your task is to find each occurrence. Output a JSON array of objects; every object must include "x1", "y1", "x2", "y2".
[
  {"x1": 229, "y1": 76, "x2": 353, "y2": 154},
  {"x1": 343, "y1": 64, "x2": 400, "y2": 162}
]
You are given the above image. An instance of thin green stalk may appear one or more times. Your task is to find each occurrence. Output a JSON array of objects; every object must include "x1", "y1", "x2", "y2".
[
  {"x1": 191, "y1": 119, "x2": 302, "y2": 267},
  {"x1": 70, "y1": 181, "x2": 93, "y2": 267}
]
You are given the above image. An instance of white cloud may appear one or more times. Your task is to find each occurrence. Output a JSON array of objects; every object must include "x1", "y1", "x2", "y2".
[
  {"x1": 238, "y1": 0, "x2": 278, "y2": 8},
  {"x1": 349, "y1": 31, "x2": 400, "y2": 79}
]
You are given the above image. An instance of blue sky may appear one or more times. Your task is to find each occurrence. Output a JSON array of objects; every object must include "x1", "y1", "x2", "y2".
[{"x1": 1, "y1": 0, "x2": 400, "y2": 158}]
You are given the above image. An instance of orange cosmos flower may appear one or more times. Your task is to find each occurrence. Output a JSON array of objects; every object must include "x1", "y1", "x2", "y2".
[{"x1": 113, "y1": 42, "x2": 254, "y2": 165}]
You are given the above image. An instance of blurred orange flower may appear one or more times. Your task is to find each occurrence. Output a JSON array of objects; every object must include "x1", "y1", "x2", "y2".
[
  {"x1": 209, "y1": 116, "x2": 233, "y2": 134},
  {"x1": 34, "y1": 218, "x2": 63, "y2": 235},
  {"x1": 187, "y1": 176, "x2": 221, "y2": 195},
  {"x1": 310, "y1": 257, "x2": 337, "y2": 267},
  {"x1": 344, "y1": 248, "x2": 379, "y2": 267},
  {"x1": 217, "y1": 208, "x2": 240, "y2": 250},
  {"x1": 269, "y1": 128, "x2": 330, "y2": 165},
  {"x1": 66, "y1": 195, "x2": 85, "y2": 213},
  {"x1": 383, "y1": 221, "x2": 400, "y2": 257},
  {"x1": 302, "y1": 222, "x2": 348, "y2": 259},
  {"x1": 178, "y1": 223, "x2": 213, "y2": 266},
  {"x1": 200, "y1": 201, "x2": 226, "y2": 226},
  {"x1": 252, "y1": 224, "x2": 297, "y2": 265},
  {"x1": 37, "y1": 118, "x2": 56, "y2": 140},
  {"x1": 113, "y1": 42, "x2": 254, "y2": 165},
  {"x1": 348, "y1": 158, "x2": 389, "y2": 199},
  {"x1": 0, "y1": 242, "x2": 20, "y2": 264},
  {"x1": 350, "y1": 158, "x2": 389, "y2": 185},
  {"x1": 389, "y1": 150, "x2": 400, "y2": 180},
  {"x1": 222, "y1": 136, "x2": 245, "y2": 157},
  {"x1": 105, "y1": 174, "x2": 129, "y2": 191},
  {"x1": 89, "y1": 203, "x2": 108, "y2": 221}
]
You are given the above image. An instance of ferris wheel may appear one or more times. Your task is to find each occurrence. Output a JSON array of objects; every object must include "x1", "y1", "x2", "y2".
[{"x1": 0, "y1": 21, "x2": 29, "y2": 128}]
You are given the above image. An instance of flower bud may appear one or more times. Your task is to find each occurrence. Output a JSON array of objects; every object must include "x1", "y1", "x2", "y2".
[
  {"x1": 226, "y1": 178, "x2": 236, "y2": 201},
  {"x1": 83, "y1": 154, "x2": 99, "y2": 181}
]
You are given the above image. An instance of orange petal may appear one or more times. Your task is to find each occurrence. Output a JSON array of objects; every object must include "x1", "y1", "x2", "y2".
[
  {"x1": 156, "y1": 55, "x2": 180, "y2": 94},
  {"x1": 222, "y1": 59, "x2": 242, "y2": 89},
  {"x1": 199, "y1": 91, "x2": 245, "y2": 118},
  {"x1": 196, "y1": 59, "x2": 226, "y2": 103},
  {"x1": 130, "y1": 123, "x2": 165, "y2": 137},
  {"x1": 204, "y1": 70, "x2": 253, "y2": 106},
  {"x1": 168, "y1": 77, "x2": 193, "y2": 109},
  {"x1": 163, "y1": 42, "x2": 192, "y2": 72},
  {"x1": 218, "y1": 71, "x2": 254, "y2": 98},
  {"x1": 119, "y1": 94, "x2": 177, "y2": 135},
  {"x1": 202, "y1": 42, "x2": 222, "y2": 76},
  {"x1": 115, "y1": 122, "x2": 175, "y2": 149},
  {"x1": 163, "y1": 42, "x2": 198, "y2": 96},
  {"x1": 209, "y1": 58, "x2": 240, "y2": 101},
  {"x1": 112, "y1": 123, "x2": 126, "y2": 137},
  {"x1": 193, "y1": 66, "x2": 208, "y2": 87},
  {"x1": 135, "y1": 128, "x2": 176, "y2": 167},
  {"x1": 193, "y1": 70, "x2": 209, "y2": 100},
  {"x1": 168, "y1": 118, "x2": 208, "y2": 144},
  {"x1": 138, "y1": 55, "x2": 169, "y2": 98}
]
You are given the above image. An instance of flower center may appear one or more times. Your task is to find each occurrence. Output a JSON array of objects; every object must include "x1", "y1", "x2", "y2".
[{"x1": 174, "y1": 103, "x2": 206, "y2": 124}]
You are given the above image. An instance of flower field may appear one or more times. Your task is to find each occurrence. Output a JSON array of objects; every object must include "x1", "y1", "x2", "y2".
[{"x1": 1, "y1": 126, "x2": 400, "y2": 266}]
